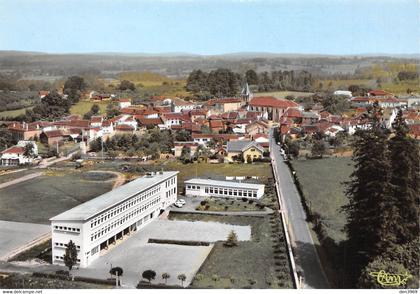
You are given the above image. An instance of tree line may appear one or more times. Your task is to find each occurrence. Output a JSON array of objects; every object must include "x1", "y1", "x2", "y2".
[
  {"x1": 186, "y1": 68, "x2": 313, "y2": 98},
  {"x1": 343, "y1": 104, "x2": 419, "y2": 288}
]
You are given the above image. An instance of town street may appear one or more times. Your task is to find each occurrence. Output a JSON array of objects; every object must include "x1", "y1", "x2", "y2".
[{"x1": 269, "y1": 129, "x2": 329, "y2": 289}]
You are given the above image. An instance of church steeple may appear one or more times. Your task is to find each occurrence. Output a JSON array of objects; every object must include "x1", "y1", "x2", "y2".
[{"x1": 241, "y1": 82, "x2": 253, "y2": 104}]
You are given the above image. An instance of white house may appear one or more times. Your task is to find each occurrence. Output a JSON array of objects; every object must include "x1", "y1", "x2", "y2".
[
  {"x1": 1, "y1": 141, "x2": 38, "y2": 166},
  {"x1": 114, "y1": 115, "x2": 138, "y2": 131},
  {"x1": 184, "y1": 178, "x2": 265, "y2": 199},
  {"x1": 333, "y1": 90, "x2": 353, "y2": 98},
  {"x1": 50, "y1": 171, "x2": 179, "y2": 268},
  {"x1": 118, "y1": 99, "x2": 132, "y2": 109},
  {"x1": 172, "y1": 98, "x2": 195, "y2": 113}
]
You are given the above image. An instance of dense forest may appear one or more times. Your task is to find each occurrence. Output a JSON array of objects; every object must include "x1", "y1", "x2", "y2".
[{"x1": 186, "y1": 68, "x2": 313, "y2": 98}]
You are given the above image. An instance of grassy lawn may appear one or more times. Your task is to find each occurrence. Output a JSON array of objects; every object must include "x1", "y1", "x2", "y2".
[
  {"x1": 9, "y1": 239, "x2": 52, "y2": 263},
  {"x1": 163, "y1": 161, "x2": 272, "y2": 191},
  {"x1": 0, "y1": 273, "x2": 113, "y2": 289},
  {"x1": 169, "y1": 213, "x2": 293, "y2": 289},
  {"x1": 291, "y1": 157, "x2": 353, "y2": 242},
  {"x1": 70, "y1": 100, "x2": 109, "y2": 116},
  {"x1": 254, "y1": 91, "x2": 313, "y2": 99},
  {"x1": 0, "y1": 107, "x2": 33, "y2": 118},
  {"x1": 0, "y1": 169, "x2": 114, "y2": 224},
  {"x1": 0, "y1": 169, "x2": 39, "y2": 184}
]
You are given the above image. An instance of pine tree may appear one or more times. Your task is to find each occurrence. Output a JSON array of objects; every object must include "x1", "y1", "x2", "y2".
[
  {"x1": 63, "y1": 240, "x2": 78, "y2": 272},
  {"x1": 342, "y1": 102, "x2": 398, "y2": 283},
  {"x1": 388, "y1": 109, "x2": 420, "y2": 244}
]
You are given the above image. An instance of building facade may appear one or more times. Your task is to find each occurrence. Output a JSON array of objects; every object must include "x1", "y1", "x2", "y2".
[
  {"x1": 50, "y1": 171, "x2": 178, "y2": 268},
  {"x1": 184, "y1": 178, "x2": 265, "y2": 199}
]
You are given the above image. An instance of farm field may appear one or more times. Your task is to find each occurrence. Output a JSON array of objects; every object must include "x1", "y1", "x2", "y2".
[
  {"x1": 254, "y1": 91, "x2": 313, "y2": 99},
  {"x1": 169, "y1": 213, "x2": 293, "y2": 289},
  {"x1": 70, "y1": 100, "x2": 109, "y2": 116},
  {"x1": 0, "y1": 107, "x2": 33, "y2": 119},
  {"x1": 291, "y1": 157, "x2": 353, "y2": 242},
  {"x1": 0, "y1": 169, "x2": 114, "y2": 224}
]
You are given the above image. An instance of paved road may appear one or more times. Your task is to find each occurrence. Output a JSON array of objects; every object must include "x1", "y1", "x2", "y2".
[{"x1": 269, "y1": 129, "x2": 329, "y2": 289}]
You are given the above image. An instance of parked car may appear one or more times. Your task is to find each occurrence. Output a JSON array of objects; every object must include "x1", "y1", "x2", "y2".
[
  {"x1": 174, "y1": 201, "x2": 183, "y2": 208},
  {"x1": 177, "y1": 199, "x2": 186, "y2": 205}
]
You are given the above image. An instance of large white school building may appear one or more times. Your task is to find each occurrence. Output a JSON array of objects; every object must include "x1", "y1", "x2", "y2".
[
  {"x1": 50, "y1": 171, "x2": 178, "y2": 268},
  {"x1": 184, "y1": 178, "x2": 265, "y2": 199}
]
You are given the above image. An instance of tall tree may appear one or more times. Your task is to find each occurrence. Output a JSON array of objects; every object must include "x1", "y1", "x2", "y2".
[
  {"x1": 342, "y1": 102, "x2": 398, "y2": 284},
  {"x1": 64, "y1": 76, "x2": 86, "y2": 104},
  {"x1": 245, "y1": 69, "x2": 258, "y2": 85},
  {"x1": 26, "y1": 91, "x2": 70, "y2": 121},
  {"x1": 63, "y1": 240, "x2": 78, "y2": 272},
  {"x1": 388, "y1": 110, "x2": 420, "y2": 244}
]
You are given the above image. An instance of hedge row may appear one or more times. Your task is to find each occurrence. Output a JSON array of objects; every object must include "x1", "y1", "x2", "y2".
[{"x1": 148, "y1": 238, "x2": 210, "y2": 246}]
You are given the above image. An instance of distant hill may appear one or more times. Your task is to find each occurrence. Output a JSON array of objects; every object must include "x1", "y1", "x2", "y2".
[{"x1": 0, "y1": 50, "x2": 418, "y2": 79}]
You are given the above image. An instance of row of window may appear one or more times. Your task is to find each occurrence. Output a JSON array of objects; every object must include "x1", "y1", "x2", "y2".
[
  {"x1": 166, "y1": 187, "x2": 176, "y2": 198},
  {"x1": 187, "y1": 185, "x2": 199, "y2": 190},
  {"x1": 55, "y1": 256, "x2": 80, "y2": 262},
  {"x1": 54, "y1": 242, "x2": 81, "y2": 250},
  {"x1": 204, "y1": 186, "x2": 258, "y2": 198},
  {"x1": 91, "y1": 245, "x2": 99, "y2": 256},
  {"x1": 91, "y1": 185, "x2": 162, "y2": 228},
  {"x1": 90, "y1": 197, "x2": 160, "y2": 242},
  {"x1": 165, "y1": 177, "x2": 176, "y2": 188},
  {"x1": 53, "y1": 226, "x2": 80, "y2": 233}
]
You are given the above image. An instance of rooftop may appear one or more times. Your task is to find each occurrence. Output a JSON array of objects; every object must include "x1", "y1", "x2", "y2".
[
  {"x1": 184, "y1": 178, "x2": 265, "y2": 190},
  {"x1": 50, "y1": 171, "x2": 179, "y2": 222}
]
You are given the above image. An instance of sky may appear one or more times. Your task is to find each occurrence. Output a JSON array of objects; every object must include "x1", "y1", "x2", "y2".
[{"x1": 0, "y1": 0, "x2": 418, "y2": 55}]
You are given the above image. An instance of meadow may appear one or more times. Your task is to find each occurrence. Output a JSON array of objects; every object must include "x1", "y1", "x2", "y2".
[{"x1": 291, "y1": 157, "x2": 353, "y2": 242}]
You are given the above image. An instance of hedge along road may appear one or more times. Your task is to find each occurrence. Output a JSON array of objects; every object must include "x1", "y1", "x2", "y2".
[{"x1": 269, "y1": 128, "x2": 329, "y2": 289}]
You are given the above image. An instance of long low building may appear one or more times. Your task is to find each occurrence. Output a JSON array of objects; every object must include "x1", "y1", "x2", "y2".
[
  {"x1": 184, "y1": 178, "x2": 265, "y2": 199},
  {"x1": 50, "y1": 171, "x2": 178, "y2": 268}
]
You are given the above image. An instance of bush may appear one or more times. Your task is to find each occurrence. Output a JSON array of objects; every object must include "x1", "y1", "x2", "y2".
[
  {"x1": 248, "y1": 199, "x2": 254, "y2": 204},
  {"x1": 200, "y1": 200, "x2": 208, "y2": 206},
  {"x1": 224, "y1": 230, "x2": 238, "y2": 247},
  {"x1": 241, "y1": 197, "x2": 248, "y2": 202},
  {"x1": 148, "y1": 239, "x2": 210, "y2": 246}
]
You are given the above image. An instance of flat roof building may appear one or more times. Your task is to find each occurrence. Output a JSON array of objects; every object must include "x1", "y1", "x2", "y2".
[
  {"x1": 184, "y1": 178, "x2": 265, "y2": 199},
  {"x1": 50, "y1": 171, "x2": 178, "y2": 268}
]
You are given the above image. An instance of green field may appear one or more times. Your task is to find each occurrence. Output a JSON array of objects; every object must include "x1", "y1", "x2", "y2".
[
  {"x1": 164, "y1": 161, "x2": 272, "y2": 190},
  {"x1": 169, "y1": 213, "x2": 293, "y2": 289},
  {"x1": 70, "y1": 100, "x2": 109, "y2": 116},
  {"x1": 0, "y1": 169, "x2": 114, "y2": 224},
  {"x1": 291, "y1": 157, "x2": 353, "y2": 242},
  {"x1": 254, "y1": 91, "x2": 314, "y2": 99},
  {"x1": 0, "y1": 107, "x2": 33, "y2": 119}
]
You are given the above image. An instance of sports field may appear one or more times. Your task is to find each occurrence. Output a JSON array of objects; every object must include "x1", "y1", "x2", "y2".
[{"x1": 0, "y1": 170, "x2": 114, "y2": 224}]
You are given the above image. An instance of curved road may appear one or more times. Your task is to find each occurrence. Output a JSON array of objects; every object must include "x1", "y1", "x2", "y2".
[{"x1": 270, "y1": 129, "x2": 329, "y2": 289}]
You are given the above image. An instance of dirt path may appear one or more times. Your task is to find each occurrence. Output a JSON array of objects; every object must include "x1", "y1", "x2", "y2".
[
  {"x1": 87, "y1": 170, "x2": 125, "y2": 189},
  {"x1": 0, "y1": 172, "x2": 44, "y2": 190}
]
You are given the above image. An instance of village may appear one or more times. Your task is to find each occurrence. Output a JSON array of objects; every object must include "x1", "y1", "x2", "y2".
[{"x1": 2, "y1": 85, "x2": 419, "y2": 166}]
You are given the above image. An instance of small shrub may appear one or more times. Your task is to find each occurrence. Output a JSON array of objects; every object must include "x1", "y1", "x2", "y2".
[
  {"x1": 242, "y1": 197, "x2": 247, "y2": 202},
  {"x1": 200, "y1": 200, "x2": 208, "y2": 206},
  {"x1": 205, "y1": 204, "x2": 210, "y2": 210},
  {"x1": 248, "y1": 200, "x2": 254, "y2": 204},
  {"x1": 224, "y1": 206, "x2": 228, "y2": 211},
  {"x1": 211, "y1": 274, "x2": 220, "y2": 282}
]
